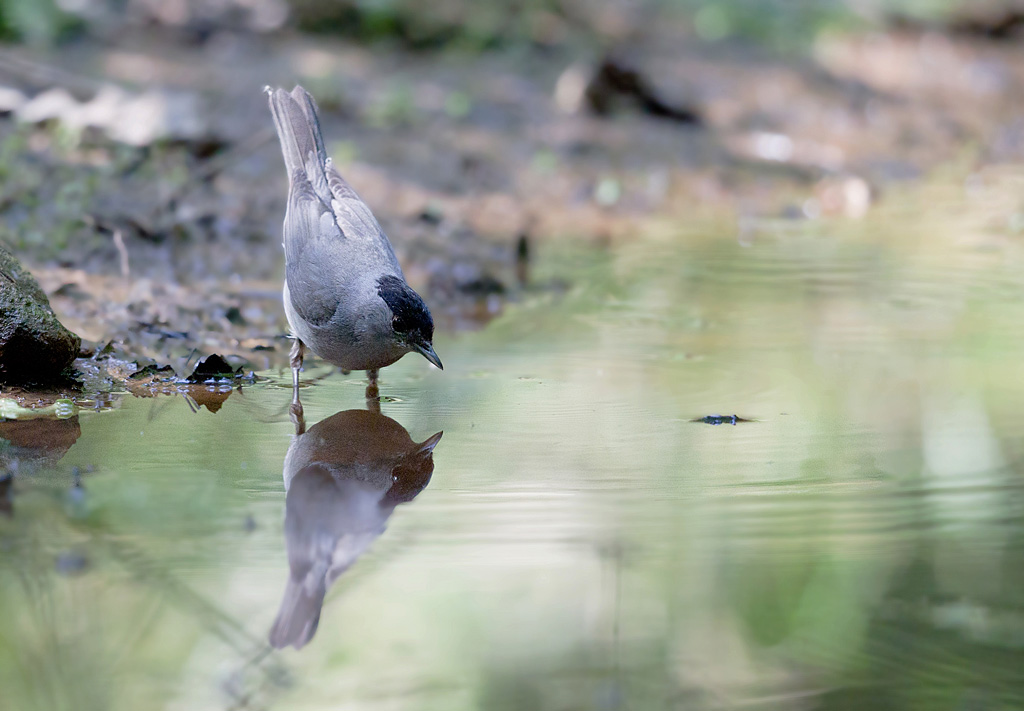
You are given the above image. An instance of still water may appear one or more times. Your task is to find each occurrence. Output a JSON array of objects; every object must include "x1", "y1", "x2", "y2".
[{"x1": 3, "y1": 180, "x2": 1024, "y2": 710}]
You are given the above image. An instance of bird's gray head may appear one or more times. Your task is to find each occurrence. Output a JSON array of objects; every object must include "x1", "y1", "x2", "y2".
[{"x1": 376, "y1": 275, "x2": 442, "y2": 369}]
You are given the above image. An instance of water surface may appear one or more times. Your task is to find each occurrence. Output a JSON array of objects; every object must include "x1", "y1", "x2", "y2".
[{"x1": 3, "y1": 187, "x2": 1024, "y2": 710}]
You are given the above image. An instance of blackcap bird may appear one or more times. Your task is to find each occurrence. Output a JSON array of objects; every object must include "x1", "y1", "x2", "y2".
[
  {"x1": 269, "y1": 407, "x2": 442, "y2": 649},
  {"x1": 266, "y1": 86, "x2": 442, "y2": 391}
]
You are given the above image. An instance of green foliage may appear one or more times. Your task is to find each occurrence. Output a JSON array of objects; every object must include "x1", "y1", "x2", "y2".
[
  {"x1": 365, "y1": 81, "x2": 417, "y2": 128},
  {"x1": 0, "y1": 0, "x2": 80, "y2": 45},
  {"x1": 680, "y1": 0, "x2": 994, "y2": 48},
  {"x1": 685, "y1": 0, "x2": 859, "y2": 49}
]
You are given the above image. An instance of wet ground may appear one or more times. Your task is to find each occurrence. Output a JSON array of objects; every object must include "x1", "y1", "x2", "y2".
[{"x1": 3, "y1": 164, "x2": 1024, "y2": 709}]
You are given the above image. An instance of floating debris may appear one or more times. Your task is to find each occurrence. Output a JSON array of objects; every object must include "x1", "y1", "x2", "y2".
[{"x1": 691, "y1": 414, "x2": 755, "y2": 426}]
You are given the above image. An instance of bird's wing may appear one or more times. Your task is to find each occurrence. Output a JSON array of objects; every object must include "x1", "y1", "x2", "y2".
[
  {"x1": 326, "y1": 162, "x2": 398, "y2": 261},
  {"x1": 287, "y1": 86, "x2": 403, "y2": 273},
  {"x1": 283, "y1": 181, "x2": 347, "y2": 327},
  {"x1": 268, "y1": 86, "x2": 343, "y2": 326}
]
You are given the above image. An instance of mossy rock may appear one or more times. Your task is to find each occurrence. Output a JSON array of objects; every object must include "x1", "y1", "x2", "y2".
[{"x1": 0, "y1": 247, "x2": 81, "y2": 383}]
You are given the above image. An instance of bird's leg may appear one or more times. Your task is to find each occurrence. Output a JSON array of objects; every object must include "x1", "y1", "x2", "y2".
[
  {"x1": 290, "y1": 397, "x2": 306, "y2": 435},
  {"x1": 289, "y1": 338, "x2": 305, "y2": 431},
  {"x1": 289, "y1": 381, "x2": 305, "y2": 434},
  {"x1": 365, "y1": 368, "x2": 380, "y2": 414},
  {"x1": 289, "y1": 338, "x2": 305, "y2": 391}
]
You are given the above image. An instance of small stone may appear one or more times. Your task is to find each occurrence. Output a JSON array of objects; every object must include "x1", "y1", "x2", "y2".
[{"x1": 185, "y1": 354, "x2": 240, "y2": 382}]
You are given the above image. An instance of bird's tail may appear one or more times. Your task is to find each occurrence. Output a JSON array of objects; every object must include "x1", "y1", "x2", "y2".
[
  {"x1": 268, "y1": 564, "x2": 328, "y2": 650},
  {"x1": 265, "y1": 85, "x2": 330, "y2": 201}
]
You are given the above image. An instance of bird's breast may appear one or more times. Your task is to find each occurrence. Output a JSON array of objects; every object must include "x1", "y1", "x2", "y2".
[{"x1": 284, "y1": 278, "x2": 407, "y2": 371}]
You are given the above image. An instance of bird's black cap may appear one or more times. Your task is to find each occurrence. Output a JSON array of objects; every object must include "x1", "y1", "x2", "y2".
[{"x1": 377, "y1": 275, "x2": 435, "y2": 346}]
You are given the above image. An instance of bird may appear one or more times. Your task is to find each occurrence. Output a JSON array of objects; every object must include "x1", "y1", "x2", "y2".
[
  {"x1": 265, "y1": 85, "x2": 442, "y2": 396},
  {"x1": 269, "y1": 407, "x2": 442, "y2": 649}
]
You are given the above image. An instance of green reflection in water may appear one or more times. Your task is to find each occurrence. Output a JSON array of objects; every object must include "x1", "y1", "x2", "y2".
[{"x1": 2, "y1": 176, "x2": 1024, "y2": 710}]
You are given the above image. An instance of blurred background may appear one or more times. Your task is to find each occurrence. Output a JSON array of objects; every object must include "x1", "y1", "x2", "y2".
[{"x1": 2, "y1": 2, "x2": 1024, "y2": 711}]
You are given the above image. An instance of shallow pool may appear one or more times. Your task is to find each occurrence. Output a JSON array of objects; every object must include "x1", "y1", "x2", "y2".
[{"x1": 3, "y1": 180, "x2": 1024, "y2": 710}]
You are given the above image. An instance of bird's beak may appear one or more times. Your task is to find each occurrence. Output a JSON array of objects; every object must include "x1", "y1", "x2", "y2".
[
  {"x1": 414, "y1": 342, "x2": 443, "y2": 370},
  {"x1": 416, "y1": 431, "x2": 444, "y2": 455}
]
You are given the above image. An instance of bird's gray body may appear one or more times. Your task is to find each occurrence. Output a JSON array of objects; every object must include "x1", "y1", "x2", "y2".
[{"x1": 268, "y1": 86, "x2": 411, "y2": 372}]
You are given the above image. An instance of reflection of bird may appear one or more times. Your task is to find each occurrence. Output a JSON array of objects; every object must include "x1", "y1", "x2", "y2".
[
  {"x1": 266, "y1": 85, "x2": 442, "y2": 395},
  {"x1": 269, "y1": 408, "x2": 442, "y2": 650}
]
